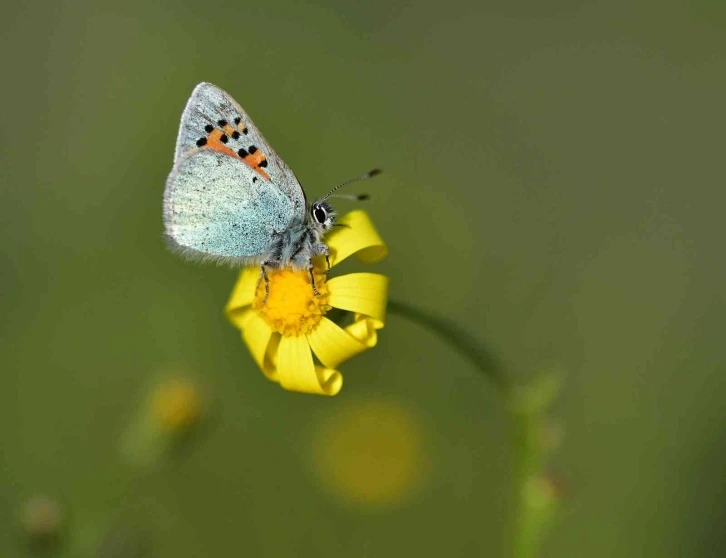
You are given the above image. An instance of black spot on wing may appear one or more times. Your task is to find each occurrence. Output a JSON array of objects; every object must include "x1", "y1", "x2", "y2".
[
  {"x1": 204, "y1": 124, "x2": 214, "y2": 133},
  {"x1": 196, "y1": 137, "x2": 207, "y2": 147},
  {"x1": 259, "y1": 159, "x2": 268, "y2": 168},
  {"x1": 220, "y1": 134, "x2": 229, "y2": 144},
  {"x1": 217, "y1": 119, "x2": 228, "y2": 127},
  {"x1": 237, "y1": 148, "x2": 249, "y2": 157},
  {"x1": 248, "y1": 146, "x2": 258, "y2": 154}
]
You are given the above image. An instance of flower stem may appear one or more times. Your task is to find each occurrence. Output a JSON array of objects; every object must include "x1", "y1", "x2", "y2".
[
  {"x1": 387, "y1": 300, "x2": 560, "y2": 558},
  {"x1": 386, "y1": 299, "x2": 511, "y2": 396}
]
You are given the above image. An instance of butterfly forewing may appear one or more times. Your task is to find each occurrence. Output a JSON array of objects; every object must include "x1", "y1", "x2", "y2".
[{"x1": 173, "y1": 82, "x2": 306, "y2": 217}]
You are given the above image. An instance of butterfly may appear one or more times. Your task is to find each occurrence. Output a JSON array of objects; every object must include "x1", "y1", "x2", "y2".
[{"x1": 163, "y1": 82, "x2": 377, "y2": 298}]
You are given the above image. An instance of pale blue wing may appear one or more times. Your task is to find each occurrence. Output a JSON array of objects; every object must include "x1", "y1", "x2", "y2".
[
  {"x1": 164, "y1": 148, "x2": 295, "y2": 264},
  {"x1": 174, "y1": 82, "x2": 306, "y2": 220}
]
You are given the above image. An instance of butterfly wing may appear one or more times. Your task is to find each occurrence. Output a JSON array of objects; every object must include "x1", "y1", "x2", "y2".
[
  {"x1": 164, "y1": 148, "x2": 295, "y2": 264},
  {"x1": 174, "y1": 82, "x2": 306, "y2": 217}
]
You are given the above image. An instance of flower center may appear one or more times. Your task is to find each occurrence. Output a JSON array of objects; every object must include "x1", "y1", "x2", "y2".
[{"x1": 253, "y1": 268, "x2": 331, "y2": 336}]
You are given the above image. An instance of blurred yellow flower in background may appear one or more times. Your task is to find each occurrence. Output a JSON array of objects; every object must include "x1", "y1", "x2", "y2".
[
  {"x1": 121, "y1": 373, "x2": 206, "y2": 467},
  {"x1": 308, "y1": 398, "x2": 430, "y2": 507},
  {"x1": 150, "y1": 377, "x2": 202, "y2": 434},
  {"x1": 226, "y1": 211, "x2": 388, "y2": 395}
]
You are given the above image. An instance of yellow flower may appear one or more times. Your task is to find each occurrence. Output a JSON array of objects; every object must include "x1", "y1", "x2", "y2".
[{"x1": 226, "y1": 210, "x2": 388, "y2": 395}]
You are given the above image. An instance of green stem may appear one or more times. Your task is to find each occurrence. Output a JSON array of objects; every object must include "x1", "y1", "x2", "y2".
[
  {"x1": 386, "y1": 299, "x2": 511, "y2": 396},
  {"x1": 387, "y1": 299, "x2": 559, "y2": 558}
]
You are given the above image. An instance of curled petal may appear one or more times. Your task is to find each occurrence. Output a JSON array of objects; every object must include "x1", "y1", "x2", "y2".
[
  {"x1": 307, "y1": 317, "x2": 371, "y2": 369},
  {"x1": 325, "y1": 210, "x2": 388, "y2": 267},
  {"x1": 345, "y1": 314, "x2": 382, "y2": 347},
  {"x1": 225, "y1": 267, "x2": 261, "y2": 325},
  {"x1": 314, "y1": 365, "x2": 343, "y2": 395},
  {"x1": 277, "y1": 335, "x2": 342, "y2": 396},
  {"x1": 327, "y1": 273, "x2": 388, "y2": 321}
]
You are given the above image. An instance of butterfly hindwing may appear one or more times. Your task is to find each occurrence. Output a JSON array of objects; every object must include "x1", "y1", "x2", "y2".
[
  {"x1": 164, "y1": 148, "x2": 295, "y2": 264},
  {"x1": 174, "y1": 82, "x2": 306, "y2": 218}
]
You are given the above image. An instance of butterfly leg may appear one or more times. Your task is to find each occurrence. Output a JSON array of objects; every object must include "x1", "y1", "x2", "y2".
[
  {"x1": 308, "y1": 266, "x2": 321, "y2": 296},
  {"x1": 313, "y1": 243, "x2": 331, "y2": 275},
  {"x1": 257, "y1": 262, "x2": 270, "y2": 304}
]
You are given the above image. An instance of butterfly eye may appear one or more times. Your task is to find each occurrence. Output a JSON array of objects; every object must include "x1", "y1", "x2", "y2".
[{"x1": 313, "y1": 206, "x2": 327, "y2": 224}]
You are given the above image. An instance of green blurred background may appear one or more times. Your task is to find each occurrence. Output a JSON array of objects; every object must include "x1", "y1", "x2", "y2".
[{"x1": 2, "y1": 0, "x2": 725, "y2": 556}]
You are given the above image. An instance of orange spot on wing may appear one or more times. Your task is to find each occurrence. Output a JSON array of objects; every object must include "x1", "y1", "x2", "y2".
[
  {"x1": 204, "y1": 129, "x2": 237, "y2": 158},
  {"x1": 245, "y1": 151, "x2": 266, "y2": 167},
  {"x1": 200, "y1": 126, "x2": 271, "y2": 180},
  {"x1": 243, "y1": 151, "x2": 270, "y2": 180}
]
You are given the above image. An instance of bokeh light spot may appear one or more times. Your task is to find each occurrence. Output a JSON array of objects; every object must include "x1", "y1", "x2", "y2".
[{"x1": 309, "y1": 398, "x2": 429, "y2": 508}]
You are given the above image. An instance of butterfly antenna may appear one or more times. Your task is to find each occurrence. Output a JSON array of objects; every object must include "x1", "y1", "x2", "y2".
[
  {"x1": 321, "y1": 169, "x2": 381, "y2": 201},
  {"x1": 328, "y1": 193, "x2": 370, "y2": 201}
]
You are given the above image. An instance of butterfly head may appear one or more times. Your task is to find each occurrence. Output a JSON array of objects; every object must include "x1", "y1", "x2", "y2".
[
  {"x1": 309, "y1": 200, "x2": 337, "y2": 231},
  {"x1": 309, "y1": 168, "x2": 381, "y2": 233}
]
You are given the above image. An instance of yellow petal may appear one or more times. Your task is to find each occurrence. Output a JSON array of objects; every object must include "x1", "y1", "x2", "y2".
[
  {"x1": 325, "y1": 211, "x2": 388, "y2": 267},
  {"x1": 277, "y1": 335, "x2": 342, "y2": 396},
  {"x1": 327, "y1": 273, "x2": 389, "y2": 321},
  {"x1": 345, "y1": 315, "x2": 382, "y2": 348},
  {"x1": 307, "y1": 317, "x2": 370, "y2": 369},
  {"x1": 314, "y1": 365, "x2": 343, "y2": 395},
  {"x1": 241, "y1": 312, "x2": 278, "y2": 382},
  {"x1": 225, "y1": 267, "x2": 261, "y2": 326}
]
